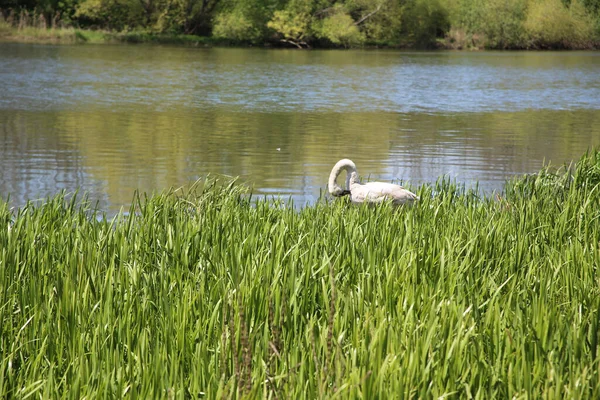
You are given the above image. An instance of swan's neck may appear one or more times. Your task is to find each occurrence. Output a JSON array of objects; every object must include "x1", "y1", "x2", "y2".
[{"x1": 328, "y1": 159, "x2": 357, "y2": 196}]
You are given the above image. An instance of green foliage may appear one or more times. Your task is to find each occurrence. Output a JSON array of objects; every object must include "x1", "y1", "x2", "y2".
[
  {"x1": 212, "y1": 0, "x2": 275, "y2": 42},
  {"x1": 39, "y1": 0, "x2": 81, "y2": 23},
  {"x1": 313, "y1": 5, "x2": 365, "y2": 47},
  {"x1": 2, "y1": 0, "x2": 600, "y2": 47},
  {"x1": 443, "y1": 0, "x2": 528, "y2": 49},
  {"x1": 213, "y1": 8, "x2": 260, "y2": 42},
  {"x1": 0, "y1": 0, "x2": 80, "y2": 22},
  {"x1": 480, "y1": 0, "x2": 527, "y2": 48},
  {"x1": 524, "y1": 0, "x2": 597, "y2": 48},
  {"x1": 266, "y1": 0, "x2": 315, "y2": 47},
  {"x1": 402, "y1": 0, "x2": 450, "y2": 48},
  {"x1": 267, "y1": 9, "x2": 311, "y2": 46},
  {"x1": 582, "y1": 0, "x2": 600, "y2": 15},
  {"x1": 74, "y1": 0, "x2": 144, "y2": 30},
  {"x1": 1, "y1": 151, "x2": 600, "y2": 397},
  {"x1": 360, "y1": 0, "x2": 404, "y2": 45},
  {"x1": 442, "y1": 0, "x2": 484, "y2": 32},
  {"x1": 153, "y1": 0, "x2": 220, "y2": 35}
]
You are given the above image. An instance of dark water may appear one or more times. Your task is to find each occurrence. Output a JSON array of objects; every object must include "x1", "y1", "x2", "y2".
[{"x1": 1, "y1": 43, "x2": 600, "y2": 213}]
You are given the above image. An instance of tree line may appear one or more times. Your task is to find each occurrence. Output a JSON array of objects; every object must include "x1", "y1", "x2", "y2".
[{"x1": 2, "y1": 0, "x2": 600, "y2": 49}]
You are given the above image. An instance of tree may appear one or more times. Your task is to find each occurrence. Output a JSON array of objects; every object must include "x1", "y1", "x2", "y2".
[
  {"x1": 267, "y1": 6, "x2": 312, "y2": 47},
  {"x1": 312, "y1": 4, "x2": 365, "y2": 47},
  {"x1": 212, "y1": 0, "x2": 276, "y2": 42},
  {"x1": 402, "y1": 0, "x2": 450, "y2": 48},
  {"x1": 525, "y1": 0, "x2": 596, "y2": 48},
  {"x1": 266, "y1": 0, "x2": 384, "y2": 48},
  {"x1": 155, "y1": 0, "x2": 219, "y2": 34},
  {"x1": 75, "y1": 0, "x2": 143, "y2": 30},
  {"x1": 356, "y1": 0, "x2": 404, "y2": 45}
]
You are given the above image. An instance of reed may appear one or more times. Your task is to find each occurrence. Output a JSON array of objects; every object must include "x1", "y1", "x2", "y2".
[
  {"x1": 0, "y1": 9, "x2": 222, "y2": 46},
  {"x1": 0, "y1": 9, "x2": 81, "y2": 43},
  {"x1": 1, "y1": 151, "x2": 600, "y2": 398}
]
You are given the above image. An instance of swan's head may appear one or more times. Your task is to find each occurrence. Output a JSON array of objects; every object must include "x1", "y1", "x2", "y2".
[{"x1": 329, "y1": 186, "x2": 351, "y2": 197}]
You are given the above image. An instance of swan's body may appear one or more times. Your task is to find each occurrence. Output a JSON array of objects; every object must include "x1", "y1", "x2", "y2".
[{"x1": 328, "y1": 159, "x2": 419, "y2": 205}]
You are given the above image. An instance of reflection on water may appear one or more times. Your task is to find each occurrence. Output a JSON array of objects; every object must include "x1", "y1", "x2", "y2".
[{"x1": 1, "y1": 43, "x2": 600, "y2": 214}]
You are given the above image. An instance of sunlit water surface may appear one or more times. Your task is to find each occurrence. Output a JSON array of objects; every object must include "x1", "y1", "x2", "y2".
[{"x1": 1, "y1": 43, "x2": 600, "y2": 214}]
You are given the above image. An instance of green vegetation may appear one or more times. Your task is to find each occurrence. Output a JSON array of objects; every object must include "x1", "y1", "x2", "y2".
[
  {"x1": 2, "y1": 0, "x2": 600, "y2": 48},
  {"x1": 1, "y1": 150, "x2": 600, "y2": 398},
  {"x1": 0, "y1": 9, "x2": 219, "y2": 44}
]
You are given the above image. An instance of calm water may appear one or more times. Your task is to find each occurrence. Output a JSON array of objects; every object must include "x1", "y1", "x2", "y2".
[{"x1": 1, "y1": 43, "x2": 600, "y2": 214}]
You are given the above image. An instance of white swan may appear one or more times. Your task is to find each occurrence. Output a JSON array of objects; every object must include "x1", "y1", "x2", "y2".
[{"x1": 328, "y1": 159, "x2": 419, "y2": 205}]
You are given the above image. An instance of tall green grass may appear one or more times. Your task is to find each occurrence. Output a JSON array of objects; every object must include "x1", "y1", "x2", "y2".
[{"x1": 1, "y1": 151, "x2": 600, "y2": 398}]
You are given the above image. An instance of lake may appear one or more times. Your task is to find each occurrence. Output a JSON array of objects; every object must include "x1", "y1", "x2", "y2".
[{"x1": 1, "y1": 43, "x2": 599, "y2": 214}]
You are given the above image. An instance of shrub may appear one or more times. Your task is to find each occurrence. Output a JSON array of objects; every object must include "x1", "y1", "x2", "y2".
[
  {"x1": 313, "y1": 8, "x2": 364, "y2": 47},
  {"x1": 75, "y1": 0, "x2": 144, "y2": 31},
  {"x1": 524, "y1": 0, "x2": 597, "y2": 48},
  {"x1": 267, "y1": 9, "x2": 311, "y2": 47},
  {"x1": 212, "y1": 0, "x2": 274, "y2": 43},
  {"x1": 480, "y1": 0, "x2": 528, "y2": 48},
  {"x1": 212, "y1": 9, "x2": 260, "y2": 42},
  {"x1": 443, "y1": 0, "x2": 527, "y2": 49},
  {"x1": 402, "y1": 0, "x2": 450, "y2": 48},
  {"x1": 360, "y1": 0, "x2": 404, "y2": 45}
]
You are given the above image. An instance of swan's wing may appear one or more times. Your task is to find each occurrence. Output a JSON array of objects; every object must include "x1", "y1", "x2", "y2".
[
  {"x1": 349, "y1": 182, "x2": 391, "y2": 203},
  {"x1": 362, "y1": 182, "x2": 419, "y2": 204}
]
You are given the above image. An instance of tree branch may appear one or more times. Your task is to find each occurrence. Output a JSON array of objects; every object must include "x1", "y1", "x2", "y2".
[
  {"x1": 354, "y1": 4, "x2": 382, "y2": 26},
  {"x1": 314, "y1": 7, "x2": 334, "y2": 17},
  {"x1": 280, "y1": 39, "x2": 310, "y2": 49}
]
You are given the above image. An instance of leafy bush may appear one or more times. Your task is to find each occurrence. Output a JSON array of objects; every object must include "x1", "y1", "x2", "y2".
[
  {"x1": 402, "y1": 0, "x2": 450, "y2": 48},
  {"x1": 443, "y1": 0, "x2": 527, "y2": 49},
  {"x1": 212, "y1": 0, "x2": 274, "y2": 43},
  {"x1": 213, "y1": 9, "x2": 260, "y2": 42},
  {"x1": 479, "y1": 0, "x2": 527, "y2": 48},
  {"x1": 267, "y1": 9, "x2": 311, "y2": 47},
  {"x1": 75, "y1": 0, "x2": 144, "y2": 31},
  {"x1": 360, "y1": 0, "x2": 404, "y2": 44},
  {"x1": 313, "y1": 7, "x2": 364, "y2": 47},
  {"x1": 524, "y1": 0, "x2": 597, "y2": 48}
]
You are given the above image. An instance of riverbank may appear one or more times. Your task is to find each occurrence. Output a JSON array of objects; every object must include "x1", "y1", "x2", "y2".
[
  {"x1": 0, "y1": 25, "x2": 419, "y2": 48},
  {"x1": 1, "y1": 24, "x2": 598, "y2": 50},
  {"x1": 3, "y1": 0, "x2": 600, "y2": 50},
  {"x1": 0, "y1": 25, "x2": 220, "y2": 46},
  {"x1": 2, "y1": 150, "x2": 599, "y2": 397}
]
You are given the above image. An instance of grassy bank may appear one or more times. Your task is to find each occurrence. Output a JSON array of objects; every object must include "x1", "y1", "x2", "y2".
[
  {"x1": 0, "y1": 23, "x2": 217, "y2": 46},
  {"x1": 1, "y1": 151, "x2": 600, "y2": 398}
]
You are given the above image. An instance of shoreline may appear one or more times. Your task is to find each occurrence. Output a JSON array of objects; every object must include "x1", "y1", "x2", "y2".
[{"x1": 1, "y1": 27, "x2": 598, "y2": 50}]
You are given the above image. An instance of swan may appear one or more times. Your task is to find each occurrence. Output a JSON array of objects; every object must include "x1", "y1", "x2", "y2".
[{"x1": 328, "y1": 159, "x2": 419, "y2": 205}]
